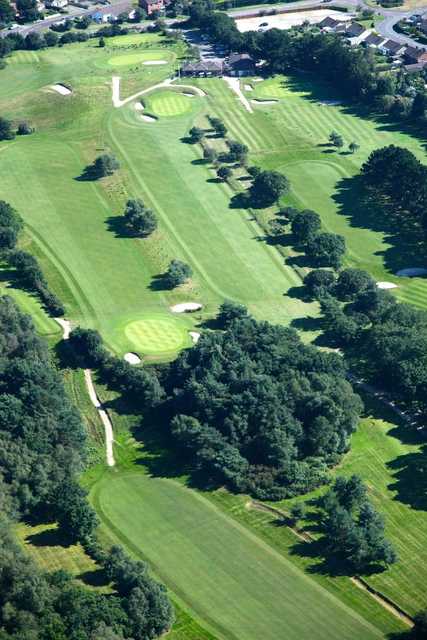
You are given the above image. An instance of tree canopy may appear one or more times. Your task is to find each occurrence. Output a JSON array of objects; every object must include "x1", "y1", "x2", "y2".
[
  {"x1": 166, "y1": 315, "x2": 362, "y2": 500},
  {"x1": 123, "y1": 199, "x2": 157, "y2": 237}
]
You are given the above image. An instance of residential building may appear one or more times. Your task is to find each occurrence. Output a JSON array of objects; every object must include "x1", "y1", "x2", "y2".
[
  {"x1": 364, "y1": 32, "x2": 386, "y2": 48},
  {"x1": 45, "y1": 0, "x2": 68, "y2": 9},
  {"x1": 139, "y1": 0, "x2": 165, "y2": 15},
  {"x1": 404, "y1": 45, "x2": 427, "y2": 64},
  {"x1": 379, "y1": 39, "x2": 406, "y2": 57}
]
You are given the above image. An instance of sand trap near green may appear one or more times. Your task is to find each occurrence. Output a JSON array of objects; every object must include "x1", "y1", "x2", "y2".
[
  {"x1": 124, "y1": 316, "x2": 189, "y2": 355},
  {"x1": 147, "y1": 90, "x2": 192, "y2": 117},
  {"x1": 108, "y1": 51, "x2": 170, "y2": 67}
]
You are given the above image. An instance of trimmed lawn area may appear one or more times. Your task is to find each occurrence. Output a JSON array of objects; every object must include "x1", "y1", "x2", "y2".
[
  {"x1": 92, "y1": 471, "x2": 388, "y2": 640},
  {"x1": 146, "y1": 90, "x2": 193, "y2": 117}
]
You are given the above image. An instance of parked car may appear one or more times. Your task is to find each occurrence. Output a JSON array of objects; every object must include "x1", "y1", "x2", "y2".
[{"x1": 259, "y1": 21, "x2": 268, "y2": 26}]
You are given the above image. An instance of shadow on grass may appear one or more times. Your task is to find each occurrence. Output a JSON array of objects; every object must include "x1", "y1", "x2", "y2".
[
  {"x1": 105, "y1": 215, "x2": 134, "y2": 239},
  {"x1": 387, "y1": 445, "x2": 427, "y2": 512},
  {"x1": 27, "y1": 527, "x2": 72, "y2": 549},
  {"x1": 332, "y1": 174, "x2": 427, "y2": 275},
  {"x1": 77, "y1": 567, "x2": 110, "y2": 588}
]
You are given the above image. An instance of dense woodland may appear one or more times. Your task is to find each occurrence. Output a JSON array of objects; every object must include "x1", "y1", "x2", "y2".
[{"x1": 0, "y1": 297, "x2": 173, "y2": 639}]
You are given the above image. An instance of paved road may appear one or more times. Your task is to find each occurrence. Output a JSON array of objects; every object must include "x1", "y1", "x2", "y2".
[{"x1": 228, "y1": 0, "x2": 427, "y2": 49}]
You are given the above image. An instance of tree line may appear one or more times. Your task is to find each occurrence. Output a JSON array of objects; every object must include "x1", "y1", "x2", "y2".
[{"x1": 0, "y1": 200, "x2": 64, "y2": 316}]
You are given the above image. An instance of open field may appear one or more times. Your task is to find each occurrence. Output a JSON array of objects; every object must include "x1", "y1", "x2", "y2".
[{"x1": 92, "y1": 471, "x2": 390, "y2": 640}]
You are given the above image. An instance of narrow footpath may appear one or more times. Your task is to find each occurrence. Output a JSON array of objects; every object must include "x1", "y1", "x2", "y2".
[{"x1": 55, "y1": 318, "x2": 115, "y2": 467}]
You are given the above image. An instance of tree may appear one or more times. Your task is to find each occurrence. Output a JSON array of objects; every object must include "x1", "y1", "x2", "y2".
[
  {"x1": 123, "y1": 199, "x2": 157, "y2": 237},
  {"x1": 92, "y1": 154, "x2": 120, "y2": 178},
  {"x1": 99, "y1": 36, "x2": 106, "y2": 47},
  {"x1": 217, "y1": 300, "x2": 248, "y2": 327},
  {"x1": 55, "y1": 481, "x2": 98, "y2": 543},
  {"x1": 17, "y1": 121, "x2": 33, "y2": 135},
  {"x1": 0, "y1": 117, "x2": 15, "y2": 141},
  {"x1": 25, "y1": 31, "x2": 44, "y2": 49},
  {"x1": 303, "y1": 269, "x2": 336, "y2": 299},
  {"x1": 189, "y1": 126, "x2": 204, "y2": 143},
  {"x1": 306, "y1": 232, "x2": 346, "y2": 269},
  {"x1": 217, "y1": 166, "x2": 232, "y2": 181},
  {"x1": 44, "y1": 30, "x2": 58, "y2": 47},
  {"x1": 290, "y1": 502, "x2": 306, "y2": 525},
  {"x1": 335, "y1": 268, "x2": 375, "y2": 301},
  {"x1": 412, "y1": 610, "x2": 427, "y2": 639},
  {"x1": 349, "y1": 141, "x2": 359, "y2": 154},
  {"x1": 250, "y1": 170, "x2": 290, "y2": 206},
  {"x1": 209, "y1": 116, "x2": 227, "y2": 137},
  {"x1": 227, "y1": 140, "x2": 248, "y2": 165},
  {"x1": 203, "y1": 146, "x2": 217, "y2": 163},
  {"x1": 247, "y1": 166, "x2": 261, "y2": 179},
  {"x1": 0, "y1": 200, "x2": 23, "y2": 249},
  {"x1": 165, "y1": 259, "x2": 192, "y2": 287},
  {"x1": 16, "y1": 0, "x2": 38, "y2": 21},
  {"x1": 0, "y1": 0, "x2": 14, "y2": 23},
  {"x1": 329, "y1": 130, "x2": 343, "y2": 149},
  {"x1": 291, "y1": 209, "x2": 321, "y2": 246}
]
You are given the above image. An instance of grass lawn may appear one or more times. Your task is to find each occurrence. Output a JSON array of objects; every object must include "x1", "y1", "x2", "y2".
[{"x1": 91, "y1": 470, "x2": 390, "y2": 640}]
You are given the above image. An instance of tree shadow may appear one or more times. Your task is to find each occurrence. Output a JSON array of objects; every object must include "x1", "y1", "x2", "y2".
[
  {"x1": 77, "y1": 568, "x2": 109, "y2": 588},
  {"x1": 332, "y1": 174, "x2": 426, "y2": 275},
  {"x1": 105, "y1": 215, "x2": 133, "y2": 238},
  {"x1": 74, "y1": 166, "x2": 100, "y2": 181},
  {"x1": 387, "y1": 445, "x2": 427, "y2": 512},
  {"x1": 149, "y1": 272, "x2": 171, "y2": 291},
  {"x1": 27, "y1": 527, "x2": 72, "y2": 549}
]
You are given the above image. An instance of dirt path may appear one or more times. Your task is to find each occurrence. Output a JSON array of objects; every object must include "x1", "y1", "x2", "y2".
[
  {"x1": 112, "y1": 76, "x2": 206, "y2": 108},
  {"x1": 249, "y1": 500, "x2": 414, "y2": 627},
  {"x1": 55, "y1": 317, "x2": 115, "y2": 467},
  {"x1": 223, "y1": 76, "x2": 253, "y2": 113}
]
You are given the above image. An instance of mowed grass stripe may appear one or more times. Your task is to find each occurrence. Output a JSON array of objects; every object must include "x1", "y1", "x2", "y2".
[{"x1": 94, "y1": 474, "x2": 383, "y2": 640}]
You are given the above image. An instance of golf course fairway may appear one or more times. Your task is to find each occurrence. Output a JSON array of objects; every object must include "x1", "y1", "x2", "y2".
[{"x1": 92, "y1": 473, "x2": 384, "y2": 640}]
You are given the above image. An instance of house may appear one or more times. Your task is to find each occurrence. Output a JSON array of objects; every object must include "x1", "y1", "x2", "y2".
[
  {"x1": 139, "y1": 0, "x2": 165, "y2": 15},
  {"x1": 379, "y1": 39, "x2": 406, "y2": 57},
  {"x1": 181, "y1": 60, "x2": 223, "y2": 77},
  {"x1": 45, "y1": 0, "x2": 68, "y2": 9},
  {"x1": 404, "y1": 45, "x2": 427, "y2": 64},
  {"x1": 364, "y1": 32, "x2": 386, "y2": 48},
  {"x1": 418, "y1": 17, "x2": 427, "y2": 32},
  {"x1": 318, "y1": 16, "x2": 343, "y2": 31},
  {"x1": 226, "y1": 53, "x2": 255, "y2": 77},
  {"x1": 344, "y1": 22, "x2": 370, "y2": 45}
]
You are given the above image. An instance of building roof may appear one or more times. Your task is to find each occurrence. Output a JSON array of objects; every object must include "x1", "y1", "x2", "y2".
[
  {"x1": 405, "y1": 61, "x2": 427, "y2": 73},
  {"x1": 182, "y1": 60, "x2": 223, "y2": 72},
  {"x1": 404, "y1": 45, "x2": 425, "y2": 61},
  {"x1": 382, "y1": 39, "x2": 405, "y2": 53},
  {"x1": 228, "y1": 52, "x2": 255, "y2": 68},
  {"x1": 345, "y1": 22, "x2": 366, "y2": 37},
  {"x1": 364, "y1": 32, "x2": 385, "y2": 46},
  {"x1": 318, "y1": 16, "x2": 341, "y2": 28}
]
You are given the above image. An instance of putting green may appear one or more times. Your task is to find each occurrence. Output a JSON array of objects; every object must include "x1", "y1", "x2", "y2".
[
  {"x1": 124, "y1": 316, "x2": 188, "y2": 354},
  {"x1": 108, "y1": 51, "x2": 170, "y2": 67},
  {"x1": 148, "y1": 90, "x2": 192, "y2": 117}
]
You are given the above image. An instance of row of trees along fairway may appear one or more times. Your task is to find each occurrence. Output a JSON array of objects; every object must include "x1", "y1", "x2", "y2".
[
  {"x1": 0, "y1": 296, "x2": 174, "y2": 639},
  {"x1": 0, "y1": 200, "x2": 64, "y2": 315}
]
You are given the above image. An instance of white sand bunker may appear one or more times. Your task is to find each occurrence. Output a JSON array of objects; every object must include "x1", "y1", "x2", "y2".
[
  {"x1": 141, "y1": 114, "x2": 156, "y2": 122},
  {"x1": 124, "y1": 352, "x2": 141, "y2": 364},
  {"x1": 244, "y1": 84, "x2": 253, "y2": 91},
  {"x1": 182, "y1": 92, "x2": 195, "y2": 97},
  {"x1": 253, "y1": 78, "x2": 263, "y2": 82},
  {"x1": 143, "y1": 60, "x2": 168, "y2": 65},
  {"x1": 189, "y1": 331, "x2": 201, "y2": 344},
  {"x1": 396, "y1": 267, "x2": 427, "y2": 277},
  {"x1": 171, "y1": 302, "x2": 203, "y2": 313},
  {"x1": 134, "y1": 102, "x2": 144, "y2": 111},
  {"x1": 51, "y1": 83, "x2": 72, "y2": 96},
  {"x1": 376, "y1": 281, "x2": 397, "y2": 289},
  {"x1": 251, "y1": 98, "x2": 278, "y2": 104},
  {"x1": 320, "y1": 100, "x2": 342, "y2": 106}
]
